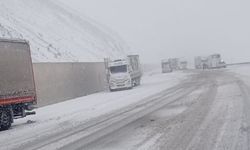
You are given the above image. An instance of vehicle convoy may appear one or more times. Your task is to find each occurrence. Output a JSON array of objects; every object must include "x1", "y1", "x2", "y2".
[
  {"x1": 161, "y1": 59, "x2": 173, "y2": 73},
  {"x1": 0, "y1": 39, "x2": 36, "y2": 130},
  {"x1": 195, "y1": 54, "x2": 226, "y2": 69},
  {"x1": 105, "y1": 55, "x2": 142, "y2": 91}
]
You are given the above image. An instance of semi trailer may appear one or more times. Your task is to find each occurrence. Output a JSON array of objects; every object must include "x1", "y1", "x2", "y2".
[
  {"x1": 195, "y1": 56, "x2": 209, "y2": 69},
  {"x1": 168, "y1": 58, "x2": 180, "y2": 70},
  {"x1": 0, "y1": 39, "x2": 36, "y2": 130},
  {"x1": 161, "y1": 59, "x2": 173, "y2": 73}
]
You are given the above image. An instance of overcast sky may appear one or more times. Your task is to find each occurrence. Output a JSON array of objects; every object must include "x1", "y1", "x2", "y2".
[{"x1": 60, "y1": 0, "x2": 250, "y2": 64}]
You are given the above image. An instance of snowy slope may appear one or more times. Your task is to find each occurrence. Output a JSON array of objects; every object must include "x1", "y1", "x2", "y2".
[{"x1": 0, "y1": 0, "x2": 129, "y2": 62}]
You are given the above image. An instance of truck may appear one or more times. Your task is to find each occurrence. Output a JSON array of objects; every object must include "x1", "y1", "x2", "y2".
[
  {"x1": 179, "y1": 61, "x2": 188, "y2": 70},
  {"x1": 0, "y1": 39, "x2": 36, "y2": 130},
  {"x1": 195, "y1": 54, "x2": 226, "y2": 69},
  {"x1": 208, "y1": 54, "x2": 226, "y2": 69},
  {"x1": 106, "y1": 55, "x2": 142, "y2": 91},
  {"x1": 161, "y1": 59, "x2": 173, "y2": 73},
  {"x1": 195, "y1": 56, "x2": 209, "y2": 69},
  {"x1": 168, "y1": 58, "x2": 180, "y2": 70}
]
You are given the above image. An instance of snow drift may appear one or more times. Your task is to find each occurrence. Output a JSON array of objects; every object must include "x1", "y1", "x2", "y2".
[{"x1": 0, "y1": 0, "x2": 129, "y2": 62}]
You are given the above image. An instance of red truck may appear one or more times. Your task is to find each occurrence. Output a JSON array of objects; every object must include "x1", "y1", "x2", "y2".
[{"x1": 0, "y1": 39, "x2": 37, "y2": 130}]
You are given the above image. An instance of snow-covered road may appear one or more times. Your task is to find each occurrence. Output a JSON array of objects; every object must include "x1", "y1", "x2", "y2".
[
  {"x1": 84, "y1": 65, "x2": 250, "y2": 150},
  {"x1": 1, "y1": 65, "x2": 250, "y2": 150},
  {"x1": 0, "y1": 69, "x2": 190, "y2": 150}
]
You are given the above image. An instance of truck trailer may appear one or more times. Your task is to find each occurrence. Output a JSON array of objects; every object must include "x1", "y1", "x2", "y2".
[
  {"x1": 106, "y1": 55, "x2": 142, "y2": 91},
  {"x1": 168, "y1": 58, "x2": 180, "y2": 70},
  {"x1": 0, "y1": 39, "x2": 36, "y2": 130},
  {"x1": 195, "y1": 56, "x2": 209, "y2": 69},
  {"x1": 161, "y1": 59, "x2": 173, "y2": 73}
]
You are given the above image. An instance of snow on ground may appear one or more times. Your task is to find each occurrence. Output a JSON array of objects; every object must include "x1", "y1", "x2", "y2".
[
  {"x1": 228, "y1": 64, "x2": 250, "y2": 76},
  {"x1": 228, "y1": 64, "x2": 250, "y2": 85},
  {"x1": 0, "y1": 70, "x2": 190, "y2": 149},
  {"x1": 83, "y1": 64, "x2": 250, "y2": 150},
  {"x1": 0, "y1": 0, "x2": 128, "y2": 62}
]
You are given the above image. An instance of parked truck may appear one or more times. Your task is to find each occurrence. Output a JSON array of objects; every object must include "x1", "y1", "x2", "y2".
[
  {"x1": 161, "y1": 59, "x2": 173, "y2": 73},
  {"x1": 105, "y1": 55, "x2": 142, "y2": 91},
  {"x1": 208, "y1": 54, "x2": 226, "y2": 69},
  {"x1": 195, "y1": 54, "x2": 226, "y2": 69},
  {"x1": 0, "y1": 39, "x2": 36, "y2": 130},
  {"x1": 179, "y1": 61, "x2": 188, "y2": 70},
  {"x1": 195, "y1": 56, "x2": 209, "y2": 69},
  {"x1": 168, "y1": 58, "x2": 180, "y2": 70}
]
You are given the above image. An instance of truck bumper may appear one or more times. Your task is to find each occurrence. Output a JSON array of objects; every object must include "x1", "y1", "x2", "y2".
[{"x1": 109, "y1": 82, "x2": 132, "y2": 90}]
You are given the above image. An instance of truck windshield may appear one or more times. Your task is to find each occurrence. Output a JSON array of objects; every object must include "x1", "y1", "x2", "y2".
[{"x1": 110, "y1": 65, "x2": 127, "y2": 74}]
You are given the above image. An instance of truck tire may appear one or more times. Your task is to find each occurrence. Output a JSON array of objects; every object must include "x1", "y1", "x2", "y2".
[{"x1": 0, "y1": 109, "x2": 12, "y2": 131}]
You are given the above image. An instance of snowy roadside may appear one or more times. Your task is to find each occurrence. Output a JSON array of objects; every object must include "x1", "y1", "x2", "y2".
[
  {"x1": 0, "y1": 70, "x2": 191, "y2": 149},
  {"x1": 228, "y1": 64, "x2": 250, "y2": 86}
]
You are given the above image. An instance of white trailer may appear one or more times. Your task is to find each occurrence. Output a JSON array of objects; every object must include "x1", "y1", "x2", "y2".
[
  {"x1": 161, "y1": 60, "x2": 173, "y2": 73},
  {"x1": 106, "y1": 55, "x2": 142, "y2": 91},
  {"x1": 195, "y1": 56, "x2": 209, "y2": 69}
]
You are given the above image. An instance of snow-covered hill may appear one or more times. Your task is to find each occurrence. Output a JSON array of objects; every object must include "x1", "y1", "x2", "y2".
[{"x1": 0, "y1": 0, "x2": 129, "y2": 62}]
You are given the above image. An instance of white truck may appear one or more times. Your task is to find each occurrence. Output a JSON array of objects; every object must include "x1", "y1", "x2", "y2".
[
  {"x1": 208, "y1": 54, "x2": 226, "y2": 69},
  {"x1": 179, "y1": 61, "x2": 188, "y2": 70},
  {"x1": 195, "y1": 54, "x2": 226, "y2": 69},
  {"x1": 106, "y1": 55, "x2": 142, "y2": 91},
  {"x1": 195, "y1": 56, "x2": 209, "y2": 69},
  {"x1": 168, "y1": 58, "x2": 180, "y2": 70},
  {"x1": 161, "y1": 59, "x2": 173, "y2": 73}
]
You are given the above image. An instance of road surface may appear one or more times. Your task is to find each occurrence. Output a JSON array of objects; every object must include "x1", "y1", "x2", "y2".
[
  {"x1": 1, "y1": 66, "x2": 250, "y2": 150},
  {"x1": 83, "y1": 69, "x2": 250, "y2": 150}
]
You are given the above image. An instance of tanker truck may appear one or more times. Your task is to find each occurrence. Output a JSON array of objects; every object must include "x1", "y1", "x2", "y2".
[{"x1": 0, "y1": 39, "x2": 37, "y2": 130}]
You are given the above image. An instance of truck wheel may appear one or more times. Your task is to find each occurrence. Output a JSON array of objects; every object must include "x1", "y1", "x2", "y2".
[{"x1": 0, "y1": 109, "x2": 12, "y2": 131}]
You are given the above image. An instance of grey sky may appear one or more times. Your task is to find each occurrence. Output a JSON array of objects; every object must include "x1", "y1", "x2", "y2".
[{"x1": 59, "y1": 0, "x2": 250, "y2": 64}]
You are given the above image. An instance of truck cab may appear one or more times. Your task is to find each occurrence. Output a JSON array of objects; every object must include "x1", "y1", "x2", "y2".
[
  {"x1": 208, "y1": 54, "x2": 222, "y2": 68},
  {"x1": 108, "y1": 59, "x2": 133, "y2": 91}
]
